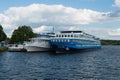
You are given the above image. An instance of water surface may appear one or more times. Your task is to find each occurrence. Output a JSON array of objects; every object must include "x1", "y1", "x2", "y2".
[{"x1": 0, "y1": 46, "x2": 120, "y2": 80}]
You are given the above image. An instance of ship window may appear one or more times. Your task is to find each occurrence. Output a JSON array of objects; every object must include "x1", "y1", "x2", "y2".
[
  {"x1": 71, "y1": 35, "x2": 73, "y2": 37},
  {"x1": 68, "y1": 35, "x2": 70, "y2": 37},
  {"x1": 62, "y1": 35, "x2": 64, "y2": 37},
  {"x1": 59, "y1": 35, "x2": 61, "y2": 37}
]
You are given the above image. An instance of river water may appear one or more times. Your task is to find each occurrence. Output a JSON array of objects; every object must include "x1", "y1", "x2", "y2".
[{"x1": 0, "y1": 46, "x2": 120, "y2": 80}]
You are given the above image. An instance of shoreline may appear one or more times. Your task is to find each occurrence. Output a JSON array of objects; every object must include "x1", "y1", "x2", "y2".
[
  {"x1": 0, "y1": 45, "x2": 120, "y2": 52},
  {"x1": 0, "y1": 47, "x2": 8, "y2": 52}
]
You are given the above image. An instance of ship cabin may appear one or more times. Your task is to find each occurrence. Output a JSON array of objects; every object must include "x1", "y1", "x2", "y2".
[{"x1": 51, "y1": 31, "x2": 100, "y2": 43}]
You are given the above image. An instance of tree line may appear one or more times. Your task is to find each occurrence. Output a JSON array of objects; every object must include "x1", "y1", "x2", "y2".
[
  {"x1": 0, "y1": 24, "x2": 36, "y2": 44},
  {"x1": 101, "y1": 40, "x2": 120, "y2": 45}
]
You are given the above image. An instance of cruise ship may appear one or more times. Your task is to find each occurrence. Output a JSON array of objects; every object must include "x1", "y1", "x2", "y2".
[
  {"x1": 25, "y1": 33, "x2": 54, "y2": 52},
  {"x1": 50, "y1": 31, "x2": 101, "y2": 53}
]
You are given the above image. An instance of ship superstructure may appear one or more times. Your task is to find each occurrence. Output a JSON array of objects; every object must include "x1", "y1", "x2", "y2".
[{"x1": 50, "y1": 31, "x2": 101, "y2": 53}]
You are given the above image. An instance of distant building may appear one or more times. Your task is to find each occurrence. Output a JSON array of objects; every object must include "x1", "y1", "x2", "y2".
[{"x1": 0, "y1": 41, "x2": 7, "y2": 47}]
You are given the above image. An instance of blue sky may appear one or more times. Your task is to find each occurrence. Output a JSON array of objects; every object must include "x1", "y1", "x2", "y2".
[
  {"x1": 0, "y1": 0, "x2": 120, "y2": 40},
  {"x1": 0, "y1": 0, "x2": 116, "y2": 12}
]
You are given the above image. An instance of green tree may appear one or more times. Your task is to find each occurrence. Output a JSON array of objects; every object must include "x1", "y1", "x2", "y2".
[
  {"x1": 0, "y1": 24, "x2": 7, "y2": 41},
  {"x1": 10, "y1": 25, "x2": 36, "y2": 44}
]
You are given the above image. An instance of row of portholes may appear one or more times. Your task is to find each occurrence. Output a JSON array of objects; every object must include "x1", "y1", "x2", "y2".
[
  {"x1": 56, "y1": 34, "x2": 73, "y2": 37},
  {"x1": 51, "y1": 39, "x2": 70, "y2": 42},
  {"x1": 51, "y1": 39, "x2": 99, "y2": 43},
  {"x1": 56, "y1": 34, "x2": 85, "y2": 38},
  {"x1": 55, "y1": 34, "x2": 95, "y2": 39}
]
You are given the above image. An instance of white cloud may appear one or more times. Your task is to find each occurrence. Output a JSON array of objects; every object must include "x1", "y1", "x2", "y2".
[
  {"x1": 0, "y1": 3, "x2": 120, "y2": 40},
  {"x1": 33, "y1": 25, "x2": 52, "y2": 33},
  {"x1": 113, "y1": 0, "x2": 120, "y2": 7},
  {"x1": 0, "y1": 4, "x2": 106, "y2": 29},
  {"x1": 67, "y1": 26, "x2": 80, "y2": 31},
  {"x1": 108, "y1": 28, "x2": 120, "y2": 36},
  {"x1": 0, "y1": 14, "x2": 14, "y2": 29},
  {"x1": 0, "y1": 3, "x2": 109, "y2": 37}
]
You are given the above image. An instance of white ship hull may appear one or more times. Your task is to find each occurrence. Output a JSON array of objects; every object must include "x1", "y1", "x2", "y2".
[
  {"x1": 8, "y1": 47, "x2": 23, "y2": 52},
  {"x1": 24, "y1": 32, "x2": 55, "y2": 52},
  {"x1": 25, "y1": 46, "x2": 51, "y2": 52},
  {"x1": 8, "y1": 44, "x2": 25, "y2": 52}
]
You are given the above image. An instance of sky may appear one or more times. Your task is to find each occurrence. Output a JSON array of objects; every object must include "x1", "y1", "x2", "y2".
[{"x1": 0, "y1": 0, "x2": 120, "y2": 40}]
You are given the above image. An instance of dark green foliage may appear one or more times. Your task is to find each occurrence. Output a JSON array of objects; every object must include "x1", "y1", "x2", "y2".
[
  {"x1": 10, "y1": 25, "x2": 36, "y2": 44},
  {"x1": 101, "y1": 40, "x2": 120, "y2": 45},
  {"x1": 0, "y1": 24, "x2": 7, "y2": 41}
]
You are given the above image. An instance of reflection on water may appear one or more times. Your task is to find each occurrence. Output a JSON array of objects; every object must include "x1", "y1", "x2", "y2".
[{"x1": 0, "y1": 46, "x2": 120, "y2": 80}]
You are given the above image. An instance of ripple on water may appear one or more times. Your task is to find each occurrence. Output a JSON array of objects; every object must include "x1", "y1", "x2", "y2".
[{"x1": 0, "y1": 46, "x2": 120, "y2": 80}]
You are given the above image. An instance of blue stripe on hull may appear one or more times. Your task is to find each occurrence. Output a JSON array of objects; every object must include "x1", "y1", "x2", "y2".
[{"x1": 50, "y1": 42, "x2": 101, "y2": 52}]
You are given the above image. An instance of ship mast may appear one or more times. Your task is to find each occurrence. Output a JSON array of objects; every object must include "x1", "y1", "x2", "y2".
[{"x1": 52, "y1": 26, "x2": 55, "y2": 33}]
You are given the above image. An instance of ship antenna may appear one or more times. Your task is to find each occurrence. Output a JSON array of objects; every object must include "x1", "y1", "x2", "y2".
[{"x1": 52, "y1": 26, "x2": 55, "y2": 33}]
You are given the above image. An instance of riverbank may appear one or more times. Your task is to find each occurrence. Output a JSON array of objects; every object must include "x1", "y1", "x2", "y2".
[
  {"x1": 0, "y1": 47, "x2": 8, "y2": 52},
  {"x1": 101, "y1": 40, "x2": 120, "y2": 45}
]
